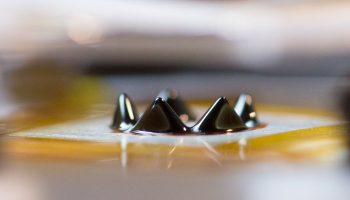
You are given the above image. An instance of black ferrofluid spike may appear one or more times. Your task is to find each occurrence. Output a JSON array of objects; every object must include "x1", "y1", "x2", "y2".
[
  {"x1": 111, "y1": 93, "x2": 139, "y2": 131},
  {"x1": 157, "y1": 88, "x2": 195, "y2": 122},
  {"x1": 234, "y1": 93, "x2": 259, "y2": 128},
  {"x1": 130, "y1": 97, "x2": 188, "y2": 134},
  {"x1": 191, "y1": 97, "x2": 246, "y2": 134}
]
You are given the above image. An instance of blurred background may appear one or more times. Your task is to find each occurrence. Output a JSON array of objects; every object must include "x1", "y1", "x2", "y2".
[
  {"x1": 1, "y1": 0, "x2": 350, "y2": 110},
  {"x1": 1, "y1": 0, "x2": 350, "y2": 200}
]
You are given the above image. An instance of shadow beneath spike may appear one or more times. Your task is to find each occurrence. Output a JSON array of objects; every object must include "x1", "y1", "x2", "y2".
[
  {"x1": 234, "y1": 93, "x2": 259, "y2": 128},
  {"x1": 130, "y1": 97, "x2": 188, "y2": 135},
  {"x1": 191, "y1": 97, "x2": 246, "y2": 134},
  {"x1": 157, "y1": 89, "x2": 195, "y2": 122},
  {"x1": 111, "y1": 93, "x2": 139, "y2": 131}
]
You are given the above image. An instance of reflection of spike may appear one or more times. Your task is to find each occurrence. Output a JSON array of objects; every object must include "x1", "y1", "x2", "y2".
[
  {"x1": 130, "y1": 98, "x2": 188, "y2": 134},
  {"x1": 111, "y1": 93, "x2": 138, "y2": 131},
  {"x1": 191, "y1": 97, "x2": 246, "y2": 134},
  {"x1": 234, "y1": 93, "x2": 259, "y2": 128},
  {"x1": 157, "y1": 88, "x2": 195, "y2": 122}
]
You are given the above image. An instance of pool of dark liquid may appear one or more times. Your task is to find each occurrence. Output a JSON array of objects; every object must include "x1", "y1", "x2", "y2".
[{"x1": 127, "y1": 123, "x2": 267, "y2": 136}]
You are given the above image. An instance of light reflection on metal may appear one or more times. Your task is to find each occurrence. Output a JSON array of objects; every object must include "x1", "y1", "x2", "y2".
[
  {"x1": 168, "y1": 146, "x2": 177, "y2": 156},
  {"x1": 167, "y1": 159, "x2": 173, "y2": 169},
  {"x1": 121, "y1": 134, "x2": 128, "y2": 170},
  {"x1": 239, "y1": 138, "x2": 247, "y2": 160},
  {"x1": 205, "y1": 151, "x2": 223, "y2": 167},
  {"x1": 196, "y1": 137, "x2": 221, "y2": 158}
]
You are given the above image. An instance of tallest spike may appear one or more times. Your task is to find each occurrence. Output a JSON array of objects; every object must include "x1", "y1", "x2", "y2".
[
  {"x1": 111, "y1": 93, "x2": 139, "y2": 131},
  {"x1": 130, "y1": 97, "x2": 188, "y2": 134}
]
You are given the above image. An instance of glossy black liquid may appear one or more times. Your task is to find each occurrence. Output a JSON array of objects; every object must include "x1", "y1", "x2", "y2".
[
  {"x1": 130, "y1": 97, "x2": 188, "y2": 134},
  {"x1": 111, "y1": 93, "x2": 139, "y2": 131},
  {"x1": 234, "y1": 93, "x2": 259, "y2": 128},
  {"x1": 191, "y1": 97, "x2": 246, "y2": 134},
  {"x1": 157, "y1": 89, "x2": 195, "y2": 122}
]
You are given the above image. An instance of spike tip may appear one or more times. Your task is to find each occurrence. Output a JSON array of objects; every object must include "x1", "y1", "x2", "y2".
[
  {"x1": 157, "y1": 88, "x2": 195, "y2": 122},
  {"x1": 191, "y1": 97, "x2": 246, "y2": 134},
  {"x1": 234, "y1": 94, "x2": 259, "y2": 128},
  {"x1": 111, "y1": 93, "x2": 139, "y2": 131},
  {"x1": 130, "y1": 97, "x2": 188, "y2": 134}
]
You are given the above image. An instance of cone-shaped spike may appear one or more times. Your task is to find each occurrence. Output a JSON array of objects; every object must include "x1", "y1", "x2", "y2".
[
  {"x1": 191, "y1": 97, "x2": 246, "y2": 134},
  {"x1": 111, "y1": 93, "x2": 139, "y2": 131},
  {"x1": 234, "y1": 93, "x2": 259, "y2": 128},
  {"x1": 157, "y1": 88, "x2": 195, "y2": 122},
  {"x1": 130, "y1": 97, "x2": 188, "y2": 134}
]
